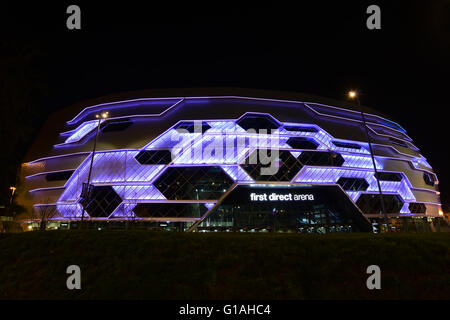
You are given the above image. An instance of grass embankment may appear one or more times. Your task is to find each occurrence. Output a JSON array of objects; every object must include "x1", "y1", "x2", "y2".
[{"x1": 0, "y1": 231, "x2": 449, "y2": 299}]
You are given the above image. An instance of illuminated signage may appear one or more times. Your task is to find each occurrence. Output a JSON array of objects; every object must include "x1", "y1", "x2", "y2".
[{"x1": 250, "y1": 192, "x2": 314, "y2": 202}]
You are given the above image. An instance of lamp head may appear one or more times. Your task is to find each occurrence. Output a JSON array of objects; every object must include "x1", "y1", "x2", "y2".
[{"x1": 96, "y1": 111, "x2": 110, "y2": 119}]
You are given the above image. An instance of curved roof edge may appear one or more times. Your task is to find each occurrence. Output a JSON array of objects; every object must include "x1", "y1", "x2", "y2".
[
  {"x1": 59, "y1": 87, "x2": 389, "y2": 121},
  {"x1": 22, "y1": 87, "x2": 392, "y2": 163}
]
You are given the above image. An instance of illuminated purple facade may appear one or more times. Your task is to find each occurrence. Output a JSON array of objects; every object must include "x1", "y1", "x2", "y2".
[{"x1": 18, "y1": 93, "x2": 442, "y2": 232}]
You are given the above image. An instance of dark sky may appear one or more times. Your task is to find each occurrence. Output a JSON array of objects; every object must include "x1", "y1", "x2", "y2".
[{"x1": 2, "y1": 1, "x2": 450, "y2": 209}]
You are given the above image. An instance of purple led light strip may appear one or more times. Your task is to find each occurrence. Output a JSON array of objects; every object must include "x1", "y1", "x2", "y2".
[
  {"x1": 67, "y1": 97, "x2": 184, "y2": 125},
  {"x1": 57, "y1": 99, "x2": 184, "y2": 148},
  {"x1": 304, "y1": 102, "x2": 407, "y2": 135},
  {"x1": 142, "y1": 113, "x2": 417, "y2": 166},
  {"x1": 68, "y1": 95, "x2": 406, "y2": 140},
  {"x1": 183, "y1": 96, "x2": 406, "y2": 134},
  {"x1": 47, "y1": 113, "x2": 420, "y2": 173},
  {"x1": 65, "y1": 96, "x2": 409, "y2": 152}
]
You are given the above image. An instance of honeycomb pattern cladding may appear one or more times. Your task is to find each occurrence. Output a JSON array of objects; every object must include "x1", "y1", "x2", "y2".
[
  {"x1": 356, "y1": 194, "x2": 404, "y2": 214},
  {"x1": 241, "y1": 149, "x2": 303, "y2": 181},
  {"x1": 24, "y1": 99, "x2": 439, "y2": 220},
  {"x1": 81, "y1": 185, "x2": 122, "y2": 218},
  {"x1": 154, "y1": 166, "x2": 234, "y2": 200},
  {"x1": 135, "y1": 150, "x2": 173, "y2": 165}
]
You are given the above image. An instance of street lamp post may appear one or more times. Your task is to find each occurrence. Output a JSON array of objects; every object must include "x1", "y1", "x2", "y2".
[
  {"x1": 348, "y1": 91, "x2": 390, "y2": 232},
  {"x1": 8, "y1": 186, "x2": 16, "y2": 218},
  {"x1": 9, "y1": 186, "x2": 16, "y2": 207},
  {"x1": 2, "y1": 186, "x2": 17, "y2": 234},
  {"x1": 80, "y1": 111, "x2": 109, "y2": 229}
]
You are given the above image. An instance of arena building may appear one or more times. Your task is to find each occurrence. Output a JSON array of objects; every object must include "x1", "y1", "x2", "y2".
[{"x1": 16, "y1": 88, "x2": 443, "y2": 232}]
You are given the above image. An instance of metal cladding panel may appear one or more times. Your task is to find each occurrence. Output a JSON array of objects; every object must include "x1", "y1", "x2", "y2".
[
  {"x1": 29, "y1": 188, "x2": 64, "y2": 205},
  {"x1": 66, "y1": 98, "x2": 181, "y2": 127},
  {"x1": 25, "y1": 174, "x2": 69, "y2": 191},
  {"x1": 22, "y1": 154, "x2": 88, "y2": 176},
  {"x1": 411, "y1": 190, "x2": 441, "y2": 204},
  {"x1": 38, "y1": 98, "x2": 396, "y2": 158},
  {"x1": 424, "y1": 204, "x2": 441, "y2": 216},
  {"x1": 381, "y1": 159, "x2": 436, "y2": 191},
  {"x1": 18, "y1": 94, "x2": 442, "y2": 220}
]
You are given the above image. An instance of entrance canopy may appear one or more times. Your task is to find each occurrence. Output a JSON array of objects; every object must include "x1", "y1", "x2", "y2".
[{"x1": 198, "y1": 184, "x2": 373, "y2": 232}]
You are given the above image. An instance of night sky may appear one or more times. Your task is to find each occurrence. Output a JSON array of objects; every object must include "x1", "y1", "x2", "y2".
[{"x1": 1, "y1": 1, "x2": 449, "y2": 210}]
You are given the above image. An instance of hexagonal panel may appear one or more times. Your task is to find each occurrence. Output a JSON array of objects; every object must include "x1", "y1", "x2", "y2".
[
  {"x1": 283, "y1": 125, "x2": 318, "y2": 133},
  {"x1": 100, "y1": 118, "x2": 133, "y2": 132},
  {"x1": 375, "y1": 172, "x2": 403, "y2": 182},
  {"x1": 45, "y1": 170, "x2": 75, "y2": 181},
  {"x1": 337, "y1": 177, "x2": 369, "y2": 191},
  {"x1": 298, "y1": 151, "x2": 344, "y2": 167},
  {"x1": 356, "y1": 194, "x2": 404, "y2": 214},
  {"x1": 81, "y1": 185, "x2": 122, "y2": 218},
  {"x1": 332, "y1": 141, "x2": 361, "y2": 150},
  {"x1": 154, "y1": 166, "x2": 234, "y2": 200},
  {"x1": 175, "y1": 121, "x2": 211, "y2": 133},
  {"x1": 135, "y1": 150, "x2": 172, "y2": 165},
  {"x1": 236, "y1": 113, "x2": 279, "y2": 131},
  {"x1": 240, "y1": 149, "x2": 303, "y2": 181},
  {"x1": 286, "y1": 137, "x2": 319, "y2": 150},
  {"x1": 423, "y1": 172, "x2": 436, "y2": 187},
  {"x1": 408, "y1": 202, "x2": 427, "y2": 214}
]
